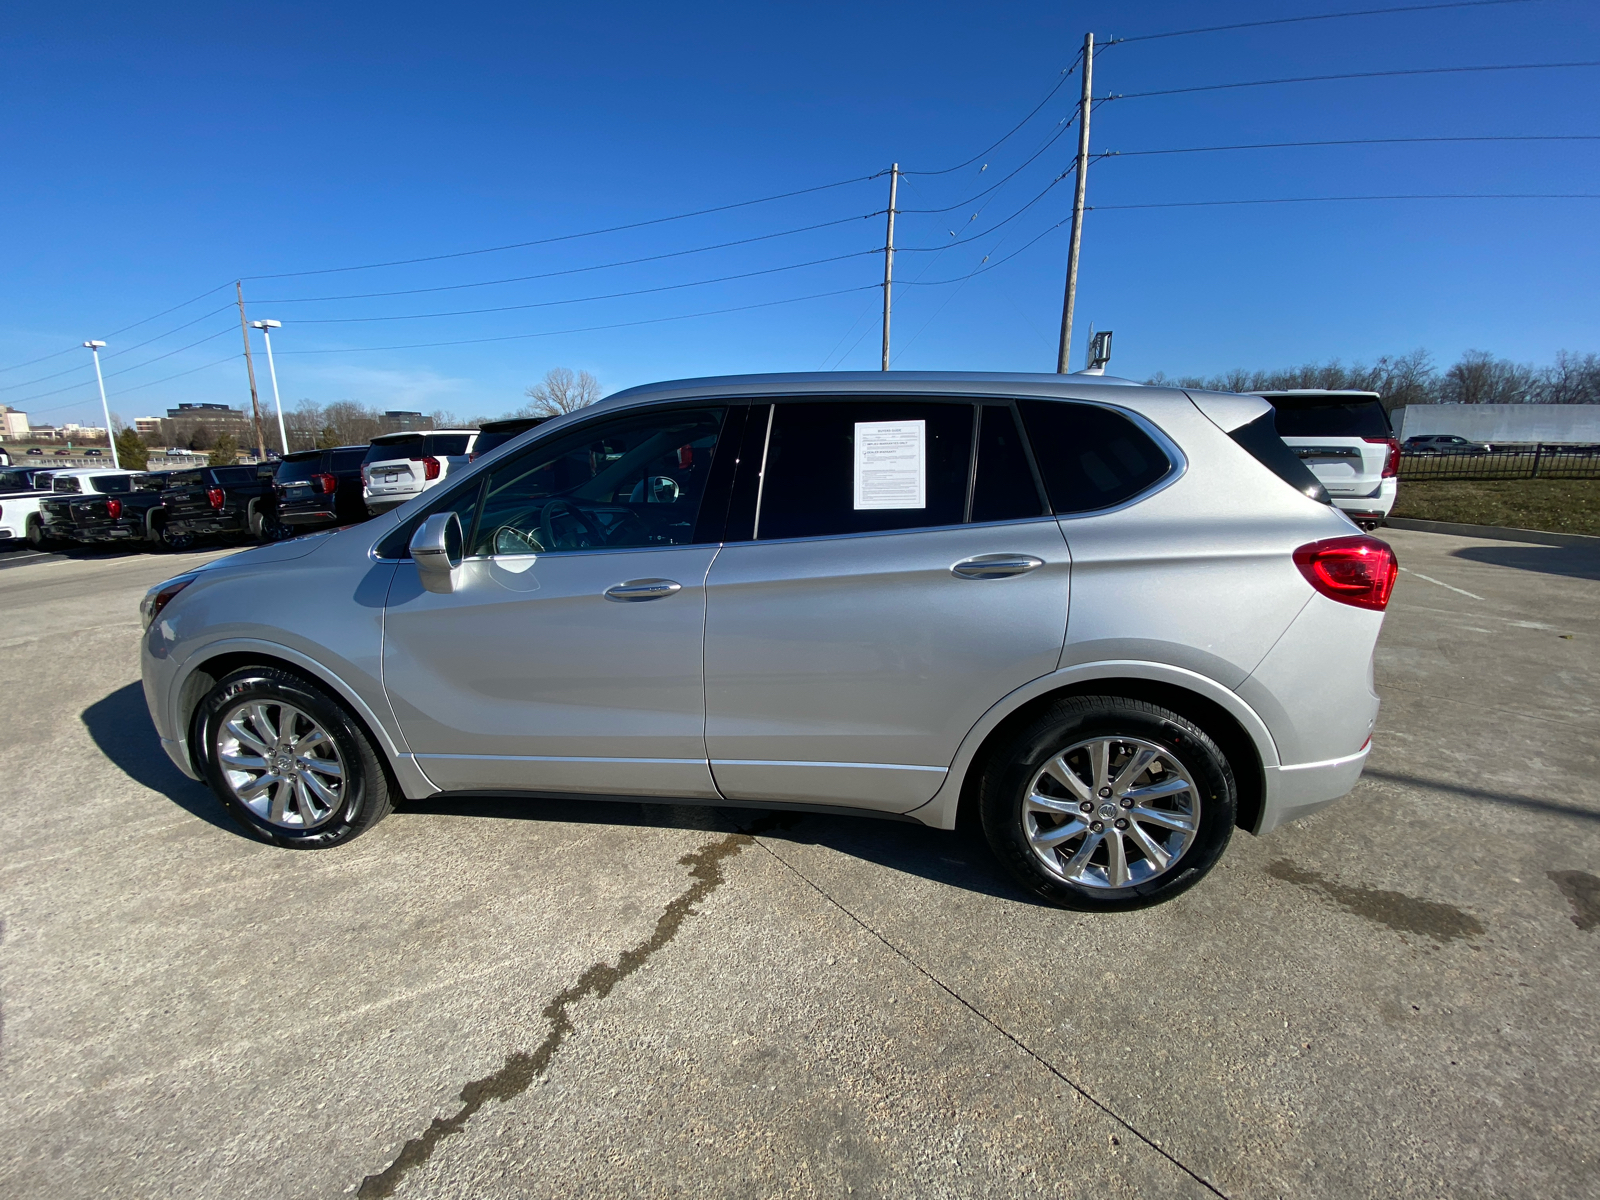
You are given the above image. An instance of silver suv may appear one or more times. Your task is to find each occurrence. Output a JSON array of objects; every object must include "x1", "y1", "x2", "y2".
[{"x1": 141, "y1": 372, "x2": 1396, "y2": 910}]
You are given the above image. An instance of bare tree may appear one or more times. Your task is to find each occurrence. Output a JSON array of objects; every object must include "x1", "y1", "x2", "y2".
[{"x1": 520, "y1": 368, "x2": 601, "y2": 417}]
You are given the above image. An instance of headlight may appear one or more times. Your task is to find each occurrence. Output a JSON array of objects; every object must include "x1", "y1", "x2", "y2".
[{"x1": 141, "y1": 574, "x2": 197, "y2": 631}]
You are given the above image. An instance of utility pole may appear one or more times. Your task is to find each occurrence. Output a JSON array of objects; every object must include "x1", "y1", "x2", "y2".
[
  {"x1": 84, "y1": 340, "x2": 118, "y2": 468},
  {"x1": 1056, "y1": 32, "x2": 1094, "y2": 373},
  {"x1": 881, "y1": 163, "x2": 899, "y2": 371},
  {"x1": 235, "y1": 281, "x2": 267, "y2": 461},
  {"x1": 252, "y1": 320, "x2": 289, "y2": 455}
]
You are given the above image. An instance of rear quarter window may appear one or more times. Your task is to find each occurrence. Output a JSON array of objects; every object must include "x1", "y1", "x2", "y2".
[{"x1": 1016, "y1": 400, "x2": 1173, "y2": 514}]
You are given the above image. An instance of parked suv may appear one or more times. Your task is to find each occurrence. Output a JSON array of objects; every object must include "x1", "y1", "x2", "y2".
[
  {"x1": 362, "y1": 430, "x2": 477, "y2": 516},
  {"x1": 1261, "y1": 390, "x2": 1399, "y2": 530},
  {"x1": 273, "y1": 447, "x2": 369, "y2": 530},
  {"x1": 141, "y1": 372, "x2": 1394, "y2": 910},
  {"x1": 159, "y1": 464, "x2": 279, "y2": 548}
]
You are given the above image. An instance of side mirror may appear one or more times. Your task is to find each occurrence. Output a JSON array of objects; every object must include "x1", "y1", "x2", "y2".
[{"x1": 410, "y1": 511, "x2": 463, "y2": 594}]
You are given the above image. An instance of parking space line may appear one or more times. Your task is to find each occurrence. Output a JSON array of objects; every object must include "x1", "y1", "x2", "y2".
[{"x1": 1398, "y1": 567, "x2": 1483, "y2": 601}]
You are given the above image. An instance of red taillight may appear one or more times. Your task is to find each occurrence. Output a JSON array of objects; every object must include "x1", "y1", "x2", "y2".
[
  {"x1": 1294, "y1": 535, "x2": 1398, "y2": 612},
  {"x1": 1364, "y1": 436, "x2": 1401, "y2": 479},
  {"x1": 105, "y1": 498, "x2": 122, "y2": 519},
  {"x1": 420, "y1": 455, "x2": 441, "y2": 481},
  {"x1": 206, "y1": 486, "x2": 225, "y2": 510},
  {"x1": 316, "y1": 473, "x2": 337, "y2": 494}
]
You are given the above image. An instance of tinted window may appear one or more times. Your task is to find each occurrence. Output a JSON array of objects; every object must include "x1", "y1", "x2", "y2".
[
  {"x1": 331, "y1": 448, "x2": 368, "y2": 472},
  {"x1": 470, "y1": 408, "x2": 725, "y2": 556},
  {"x1": 213, "y1": 466, "x2": 257, "y2": 485},
  {"x1": 427, "y1": 433, "x2": 473, "y2": 457},
  {"x1": 1268, "y1": 396, "x2": 1391, "y2": 438},
  {"x1": 1017, "y1": 400, "x2": 1173, "y2": 514},
  {"x1": 135, "y1": 474, "x2": 168, "y2": 492},
  {"x1": 472, "y1": 419, "x2": 548, "y2": 457},
  {"x1": 91, "y1": 474, "x2": 135, "y2": 494},
  {"x1": 756, "y1": 401, "x2": 973, "y2": 540},
  {"x1": 276, "y1": 454, "x2": 322, "y2": 483},
  {"x1": 972, "y1": 404, "x2": 1046, "y2": 523},
  {"x1": 365, "y1": 436, "x2": 422, "y2": 464},
  {"x1": 167, "y1": 470, "x2": 204, "y2": 488},
  {"x1": 54, "y1": 476, "x2": 82, "y2": 494},
  {"x1": 1229, "y1": 411, "x2": 1331, "y2": 505},
  {"x1": 0, "y1": 469, "x2": 41, "y2": 493}
]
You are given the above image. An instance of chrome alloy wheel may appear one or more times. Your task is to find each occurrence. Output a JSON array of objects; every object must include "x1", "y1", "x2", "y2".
[
  {"x1": 214, "y1": 700, "x2": 347, "y2": 830},
  {"x1": 1023, "y1": 736, "x2": 1199, "y2": 890}
]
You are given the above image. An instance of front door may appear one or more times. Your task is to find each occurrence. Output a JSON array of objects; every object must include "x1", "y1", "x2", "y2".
[
  {"x1": 704, "y1": 399, "x2": 1071, "y2": 812},
  {"x1": 383, "y1": 405, "x2": 730, "y2": 798}
]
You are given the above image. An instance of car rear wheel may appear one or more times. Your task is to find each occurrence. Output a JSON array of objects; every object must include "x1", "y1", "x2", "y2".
[
  {"x1": 159, "y1": 521, "x2": 196, "y2": 551},
  {"x1": 194, "y1": 666, "x2": 394, "y2": 848},
  {"x1": 979, "y1": 696, "x2": 1236, "y2": 910},
  {"x1": 25, "y1": 515, "x2": 53, "y2": 548}
]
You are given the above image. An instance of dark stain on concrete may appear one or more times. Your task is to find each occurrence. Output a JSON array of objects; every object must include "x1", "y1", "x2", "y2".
[
  {"x1": 356, "y1": 829, "x2": 753, "y2": 1199},
  {"x1": 1266, "y1": 859, "x2": 1485, "y2": 944},
  {"x1": 1548, "y1": 870, "x2": 1600, "y2": 931}
]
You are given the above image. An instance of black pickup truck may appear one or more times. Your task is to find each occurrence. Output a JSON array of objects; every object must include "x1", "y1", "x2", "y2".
[
  {"x1": 274, "y1": 446, "x2": 369, "y2": 531},
  {"x1": 158, "y1": 464, "x2": 279, "y2": 547},
  {"x1": 40, "y1": 472, "x2": 171, "y2": 545}
]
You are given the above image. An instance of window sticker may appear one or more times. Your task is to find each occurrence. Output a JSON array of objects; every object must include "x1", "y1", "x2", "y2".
[{"x1": 853, "y1": 420, "x2": 926, "y2": 510}]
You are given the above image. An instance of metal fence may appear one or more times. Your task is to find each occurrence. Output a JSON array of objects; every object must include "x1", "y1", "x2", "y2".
[{"x1": 1399, "y1": 445, "x2": 1600, "y2": 482}]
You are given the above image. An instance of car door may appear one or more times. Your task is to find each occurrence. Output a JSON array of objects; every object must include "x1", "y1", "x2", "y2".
[
  {"x1": 703, "y1": 398, "x2": 1070, "y2": 813},
  {"x1": 382, "y1": 405, "x2": 735, "y2": 798}
]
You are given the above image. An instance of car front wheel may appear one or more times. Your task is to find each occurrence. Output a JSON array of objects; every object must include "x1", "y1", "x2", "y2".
[
  {"x1": 194, "y1": 666, "x2": 394, "y2": 848},
  {"x1": 980, "y1": 696, "x2": 1236, "y2": 910}
]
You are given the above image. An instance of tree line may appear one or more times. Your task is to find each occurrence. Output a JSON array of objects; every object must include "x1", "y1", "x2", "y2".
[{"x1": 1148, "y1": 349, "x2": 1600, "y2": 412}]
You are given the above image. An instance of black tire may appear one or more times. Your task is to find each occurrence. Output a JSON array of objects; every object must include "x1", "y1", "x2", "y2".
[
  {"x1": 193, "y1": 666, "x2": 394, "y2": 849},
  {"x1": 160, "y1": 521, "x2": 196, "y2": 552},
  {"x1": 25, "y1": 515, "x2": 55, "y2": 549},
  {"x1": 979, "y1": 696, "x2": 1236, "y2": 911}
]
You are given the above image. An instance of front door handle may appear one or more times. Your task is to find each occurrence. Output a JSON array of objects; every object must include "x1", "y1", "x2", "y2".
[
  {"x1": 951, "y1": 554, "x2": 1045, "y2": 580},
  {"x1": 604, "y1": 578, "x2": 683, "y2": 602}
]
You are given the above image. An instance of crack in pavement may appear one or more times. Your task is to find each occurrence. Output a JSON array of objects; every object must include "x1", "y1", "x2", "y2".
[
  {"x1": 743, "y1": 831, "x2": 1233, "y2": 1200},
  {"x1": 355, "y1": 828, "x2": 753, "y2": 1199}
]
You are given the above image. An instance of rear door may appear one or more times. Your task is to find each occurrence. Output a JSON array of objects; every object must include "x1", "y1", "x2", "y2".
[{"x1": 702, "y1": 398, "x2": 1070, "y2": 813}]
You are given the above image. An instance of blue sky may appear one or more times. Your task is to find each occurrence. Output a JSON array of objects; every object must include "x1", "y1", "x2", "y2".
[{"x1": 2, "y1": 0, "x2": 1596, "y2": 429}]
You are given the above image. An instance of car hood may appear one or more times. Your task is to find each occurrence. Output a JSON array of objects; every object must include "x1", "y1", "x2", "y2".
[{"x1": 200, "y1": 529, "x2": 337, "y2": 571}]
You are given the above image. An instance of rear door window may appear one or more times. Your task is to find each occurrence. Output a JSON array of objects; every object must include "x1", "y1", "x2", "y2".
[
  {"x1": 971, "y1": 404, "x2": 1047, "y2": 523},
  {"x1": 755, "y1": 400, "x2": 973, "y2": 540},
  {"x1": 1268, "y1": 397, "x2": 1391, "y2": 438},
  {"x1": 1016, "y1": 399, "x2": 1173, "y2": 514}
]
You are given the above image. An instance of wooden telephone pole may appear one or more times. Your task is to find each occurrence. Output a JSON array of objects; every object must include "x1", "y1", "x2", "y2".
[
  {"x1": 881, "y1": 163, "x2": 899, "y2": 370},
  {"x1": 1056, "y1": 32, "x2": 1094, "y2": 373},
  {"x1": 235, "y1": 281, "x2": 267, "y2": 460}
]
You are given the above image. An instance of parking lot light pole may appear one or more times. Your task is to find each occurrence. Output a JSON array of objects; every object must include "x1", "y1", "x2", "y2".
[
  {"x1": 83, "y1": 340, "x2": 118, "y2": 469},
  {"x1": 251, "y1": 320, "x2": 288, "y2": 455}
]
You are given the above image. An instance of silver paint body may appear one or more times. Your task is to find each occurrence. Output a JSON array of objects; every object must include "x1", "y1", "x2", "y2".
[{"x1": 142, "y1": 371, "x2": 1382, "y2": 837}]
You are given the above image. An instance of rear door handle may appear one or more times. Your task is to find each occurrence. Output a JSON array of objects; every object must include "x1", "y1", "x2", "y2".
[
  {"x1": 604, "y1": 578, "x2": 683, "y2": 602},
  {"x1": 951, "y1": 554, "x2": 1045, "y2": 579}
]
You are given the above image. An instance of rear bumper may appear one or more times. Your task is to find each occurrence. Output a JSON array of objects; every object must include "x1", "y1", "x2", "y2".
[
  {"x1": 1257, "y1": 742, "x2": 1371, "y2": 834},
  {"x1": 1330, "y1": 478, "x2": 1397, "y2": 520},
  {"x1": 364, "y1": 496, "x2": 412, "y2": 515},
  {"x1": 280, "y1": 508, "x2": 337, "y2": 526},
  {"x1": 168, "y1": 516, "x2": 247, "y2": 535}
]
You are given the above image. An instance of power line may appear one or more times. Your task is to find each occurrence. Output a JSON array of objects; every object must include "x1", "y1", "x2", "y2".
[
  {"x1": 8, "y1": 327, "x2": 235, "y2": 406},
  {"x1": 276, "y1": 285, "x2": 879, "y2": 355},
  {"x1": 25, "y1": 352, "x2": 242, "y2": 417},
  {"x1": 0, "y1": 282, "x2": 232, "y2": 378},
  {"x1": 0, "y1": 302, "x2": 238, "y2": 395},
  {"x1": 1111, "y1": 60, "x2": 1600, "y2": 102},
  {"x1": 897, "y1": 111, "x2": 1079, "y2": 214},
  {"x1": 287, "y1": 250, "x2": 880, "y2": 324},
  {"x1": 897, "y1": 161, "x2": 1080, "y2": 251},
  {"x1": 901, "y1": 49, "x2": 1084, "y2": 176},
  {"x1": 244, "y1": 175, "x2": 885, "y2": 281},
  {"x1": 0, "y1": 345, "x2": 78, "y2": 375},
  {"x1": 1104, "y1": 0, "x2": 1538, "y2": 46},
  {"x1": 102, "y1": 282, "x2": 233, "y2": 338},
  {"x1": 1089, "y1": 192, "x2": 1600, "y2": 211},
  {"x1": 1103, "y1": 134, "x2": 1600, "y2": 157},
  {"x1": 258, "y1": 213, "x2": 881, "y2": 304}
]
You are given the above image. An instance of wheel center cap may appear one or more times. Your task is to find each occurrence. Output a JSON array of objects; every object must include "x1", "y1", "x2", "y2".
[
  {"x1": 271, "y1": 751, "x2": 294, "y2": 775},
  {"x1": 1097, "y1": 802, "x2": 1119, "y2": 821}
]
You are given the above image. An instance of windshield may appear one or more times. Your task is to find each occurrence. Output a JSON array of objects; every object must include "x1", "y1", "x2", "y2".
[
  {"x1": 365, "y1": 435, "x2": 422, "y2": 464},
  {"x1": 1268, "y1": 396, "x2": 1391, "y2": 438},
  {"x1": 276, "y1": 455, "x2": 323, "y2": 483}
]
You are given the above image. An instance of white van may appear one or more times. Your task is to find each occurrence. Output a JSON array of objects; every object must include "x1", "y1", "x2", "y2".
[{"x1": 361, "y1": 430, "x2": 477, "y2": 516}]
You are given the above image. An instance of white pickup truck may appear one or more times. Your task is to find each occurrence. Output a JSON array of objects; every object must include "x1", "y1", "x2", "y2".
[{"x1": 0, "y1": 467, "x2": 140, "y2": 547}]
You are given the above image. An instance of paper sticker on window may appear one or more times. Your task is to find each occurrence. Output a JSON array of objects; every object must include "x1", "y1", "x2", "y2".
[{"x1": 853, "y1": 420, "x2": 925, "y2": 509}]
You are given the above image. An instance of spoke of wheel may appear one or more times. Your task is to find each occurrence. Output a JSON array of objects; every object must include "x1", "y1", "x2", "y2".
[
  {"x1": 1124, "y1": 776, "x2": 1191, "y2": 803},
  {"x1": 225, "y1": 718, "x2": 272, "y2": 757},
  {"x1": 295, "y1": 728, "x2": 330, "y2": 752},
  {"x1": 300, "y1": 769, "x2": 340, "y2": 808},
  {"x1": 220, "y1": 751, "x2": 268, "y2": 771},
  {"x1": 269, "y1": 777, "x2": 292, "y2": 824},
  {"x1": 1104, "y1": 828, "x2": 1130, "y2": 888},
  {"x1": 1042, "y1": 756, "x2": 1092, "y2": 803},
  {"x1": 1026, "y1": 789, "x2": 1083, "y2": 817},
  {"x1": 1029, "y1": 817, "x2": 1087, "y2": 849},
  {"x1": 298, "y1": 754, "x2": 342, "y2": 780},
  {"x1": 249, "y1": 703, "x2": 280, "y2": 745},
  {"x1": 1132, "y1": 805, "x2": 1194, "y2": 833},
  {"x1": 237, "y1": 771, "x2": 282, "y2": 800},
  {"x1": 276, "y1": 706, "x2": 305, "y2": 744},
  {"x1": 1089, "y1": 740, "x2": 1112, "y2": 792},
  {"x1": 1062, "y1": 831, "x2": 1103, "y2": 881},
  {"x1": 1123, "y1": 819, "x2": 1171, "y2": 871},
  {"x1": 1111, "y1": 747, "x2": 1159, "y2": 793},
  {"x1": 295, "y1": 775, "x2": 321, "y2": 820}
]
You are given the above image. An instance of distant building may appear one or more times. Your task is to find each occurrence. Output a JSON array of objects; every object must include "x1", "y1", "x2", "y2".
[
  {"x1": 134, "y1": 416, "x2": 162, "y2": 438},
  {"x1": 382, "y1": 410, "x2": 431, "y2": 432},
  {"x1": 0, "y1": 405, "x2": 30, "y2": 441},
  {"x1": 161, "y1": 402, "x2": 254, "y2": 448},
  {"x1": 63, "y1": 422, "x2": 108, "y2": 441}
]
